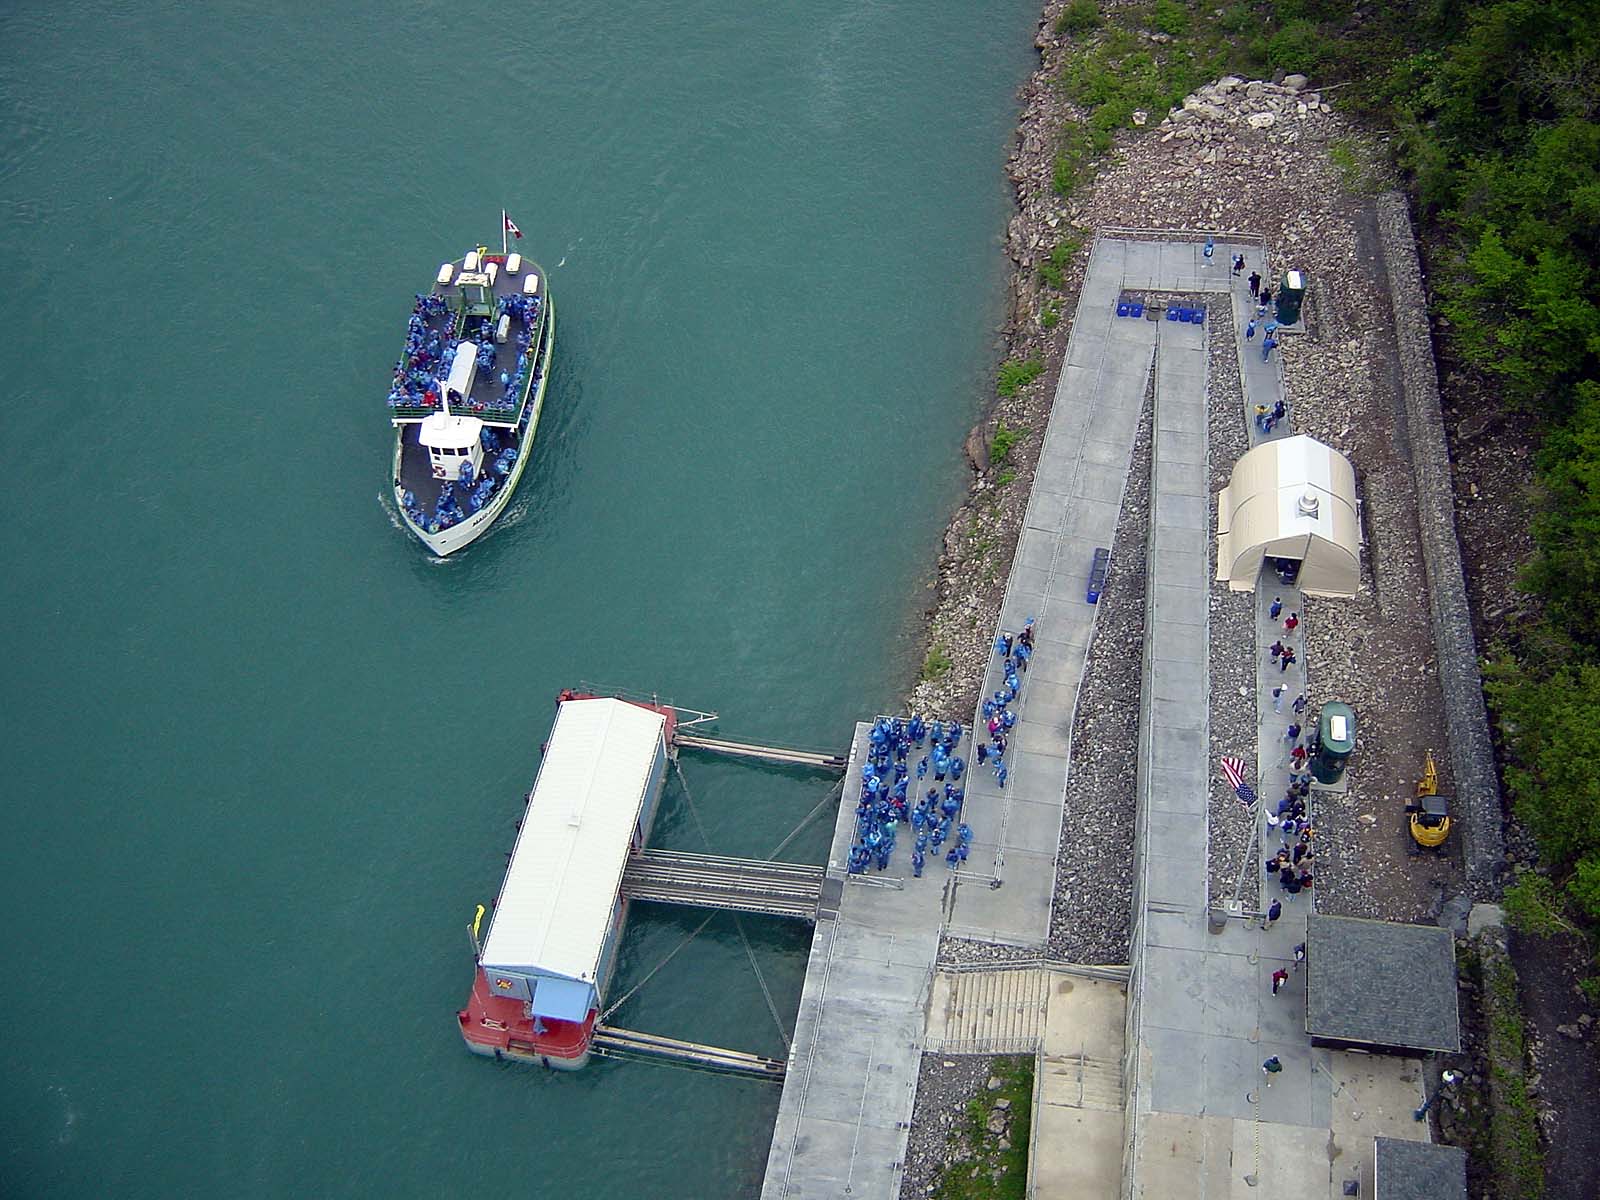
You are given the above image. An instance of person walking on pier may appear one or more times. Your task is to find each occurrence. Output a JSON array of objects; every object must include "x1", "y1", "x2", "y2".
[
  {"x1": 1271, "y1": 968, "x2": 1289, "y2": 995},
  {"x1": 1233, "y1": 253, "x2": 1245, "y2": 276},
  {"x1": 1280, "y1": 646, "x2": 1297, "y2": 672},
  {"x1": 1269, "y1": 596, "x2": 1283, "y2": 620},
  {"x1": 1264, "y1": 898, "x2": 1281, "y2": 928},
  {"x1": 1262, "y1": 334, "x2": 1279, "y2": 363},
  {"x1": 1283, "y1": 612, "x2": 1299, "y2": 634},
  {"x1": 1269, "y1": 640, "x2": 1285, "y2": 665},
  {"x1": 1285, "y1": 722, "x2": 1302, "y2": 744},
  {"x1": 1249, "y1": 270, "x2": 1262, "y2": 298},
  {"x1": 1292, "y1": 692, "x2": 1308, "y2": 716},
  {"x1": 1262, "y1": 1056, "x2": 1283, "y2": 1081},
  {"x1": 1272, "y1": 685, "x2": 1285, "y2": 713},
  {"x1": 1246, "y1": 318, "x2": 1258, "y2": 342}
]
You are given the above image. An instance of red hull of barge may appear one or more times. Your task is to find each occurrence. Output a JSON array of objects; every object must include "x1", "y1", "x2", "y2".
[{"x1": 458, "y1": 971, "x2": 596, "y2": 1069}]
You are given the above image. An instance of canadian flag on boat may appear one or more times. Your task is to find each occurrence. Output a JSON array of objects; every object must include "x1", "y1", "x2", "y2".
[{"x1": 503, "y1": 213, "x2": 523, "y2": 239}]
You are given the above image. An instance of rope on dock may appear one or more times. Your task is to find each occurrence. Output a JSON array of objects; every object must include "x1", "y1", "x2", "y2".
[
  {"x1": 599, "y1": 910, "x2": 718, "y2": 1023},
  {"x1": 674, "y1": 757, "x2": 792, "y2": 1052},
  {"x1": 602, "y1": 765, "x2": 843, "y2": 1029}
]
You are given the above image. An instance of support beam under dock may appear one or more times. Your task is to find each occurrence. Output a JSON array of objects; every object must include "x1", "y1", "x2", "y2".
[
  {"x1": 592, "y1": 1025, "x2": 786, "y2": 1079},
  {"x1": 675, "y1": 734, "x2": 846, "y2": 772}
]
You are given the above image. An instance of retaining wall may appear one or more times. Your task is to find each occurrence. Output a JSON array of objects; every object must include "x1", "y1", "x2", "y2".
[{"x1": 1374, "y1": 191, "x2": 1506, "y2": 896}]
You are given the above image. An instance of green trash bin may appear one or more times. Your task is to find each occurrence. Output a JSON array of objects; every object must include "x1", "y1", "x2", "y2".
[
  {"x1": 1309, "y1": 701, "x2": 1356, "y2": 785},
  {"x1": 1276, "y1": 270, "x2": 1306, "y2": 325}
]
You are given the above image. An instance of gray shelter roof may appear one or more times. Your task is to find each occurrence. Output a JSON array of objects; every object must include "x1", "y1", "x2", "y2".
[
  {"x1": 1305, "y1": 913, "x2": 1461, "y2": 1052},
  {"x1": 1374, "y1": 1137, "x2": 1468, "y2": 1200}
]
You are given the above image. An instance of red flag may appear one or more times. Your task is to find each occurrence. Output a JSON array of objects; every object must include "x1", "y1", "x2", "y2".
[{"x1": 504, "y1": 214, "x2": 523, "y2": 239}]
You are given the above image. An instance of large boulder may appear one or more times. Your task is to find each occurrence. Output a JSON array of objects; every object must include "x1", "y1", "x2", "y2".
[{"x1": 1283, "y1": 73, "x2": 1309, "y2": 90}]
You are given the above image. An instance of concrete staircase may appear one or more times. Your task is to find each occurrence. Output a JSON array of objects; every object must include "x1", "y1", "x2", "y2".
[
  {"x1": 925, "y1": 967, "x2": 1050, "y2": 1054},
  {"x1": 1038, "y1": 1047, "x2": 1123, "y2": 1111}
]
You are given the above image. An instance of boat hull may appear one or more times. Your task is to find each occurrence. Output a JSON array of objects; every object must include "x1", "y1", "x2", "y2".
[{"x1": 394, "y1": 295, "x2": 556, "y2": 556}]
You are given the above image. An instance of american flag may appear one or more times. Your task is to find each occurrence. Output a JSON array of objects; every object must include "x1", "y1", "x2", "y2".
[{"x1": 1220, "y1": 755, "x2": 1257, "y2": 806}]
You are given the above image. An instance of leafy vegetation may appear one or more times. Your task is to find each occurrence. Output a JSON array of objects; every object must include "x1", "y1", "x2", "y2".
[
  {"x1": 996, "y1": 358, "x2": 1043, "y2": 399},
  {"x1": 1341, "y1": 0, "x2": 1600, "y2": 984},
  {"x1": 996, "y1": 469, "x2": 1018, "y2": 487},
  {"x1": 930, "y1": 1056, "x2": 1034, "y2": 1200},
  {"x1": 1039, "y1": 298, "x2": 1061, "y2": 330},
  {"x1": 1502, "y1": 871, "x2": 1581, "y2": 940},
  {"x1": 1037, "y1": 237, "x2": 1082, "y2": 289},
  {"x1": 1048, "y1": 2, "x2": 1266, "y2": 197},
  {"x1": 1481, "y1": 949, "x2": 1546, "y2": 1198},
  {"x1": 922, "y1": 645, "x2": 953, "y2": 682},
  {"x1": 990, "y1": 420, "x2": 1025, "y2": 465},
  {"x1": 1055, "y1": 0, "x2": 1100, "y2": 37}
]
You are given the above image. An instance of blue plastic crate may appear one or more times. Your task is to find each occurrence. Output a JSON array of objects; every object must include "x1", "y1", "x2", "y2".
[{"x1": 1087, "y1": 546, "x2": 1112, "y2": 604}]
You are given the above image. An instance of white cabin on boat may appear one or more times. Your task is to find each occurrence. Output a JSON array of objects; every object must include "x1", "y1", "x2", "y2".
[
  {"x1": 418, "y1": 412, "x2": 484, "y2": 481},
  {"x1": 477, "y1": 698, "x2": 670, "y2": 1024}
]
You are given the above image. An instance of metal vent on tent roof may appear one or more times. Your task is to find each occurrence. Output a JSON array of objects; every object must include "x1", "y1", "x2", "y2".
[{"x1": 1298, "y1": 492, "x2": 1320, "y2": 518}]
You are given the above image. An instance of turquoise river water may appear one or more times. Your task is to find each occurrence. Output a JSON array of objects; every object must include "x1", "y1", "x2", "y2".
[{"x1": 0, "y1": 2, "x2": 1039, "y2": 1195}]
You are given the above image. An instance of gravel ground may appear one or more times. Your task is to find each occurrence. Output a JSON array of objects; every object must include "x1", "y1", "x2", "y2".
[
  {"x1": 1041, "y1": 390, "x2": 1151, "y2": 962},
  {"x1": 898, "y1": 1055, "x2": 1011, "y2": 1199}
]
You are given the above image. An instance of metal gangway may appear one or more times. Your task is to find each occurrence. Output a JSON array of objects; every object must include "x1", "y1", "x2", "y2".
[
  {"x1": 674, "y1": 734, "x2": 846, "y2": 772},
  {"x1": 592, "y1": 1025, "x2": 786, "y2": 1079},
  {"x1": 620, "y1": 848, "x2": 830, "y2": 922}
]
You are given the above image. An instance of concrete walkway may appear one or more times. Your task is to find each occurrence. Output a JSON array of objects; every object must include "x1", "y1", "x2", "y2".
[
  {"x1": 761, "y1": 233, "x2": 1418, "y2": 1200},
  {"x1": 761, "y1": 723, "x2": 941, "y2": 1200},
  {"x1": 1122, "y1": 238, "x2": 1436, "y2": 1198},
  {"x1": 1028, "y1": 974, "x2": 1126, "y2": 1198},
  {"x1": 946, "y1": 237, "x2": 1159, "y2": 947}
]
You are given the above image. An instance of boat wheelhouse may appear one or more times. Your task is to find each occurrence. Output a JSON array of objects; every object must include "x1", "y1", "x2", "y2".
[
  {"x1": 459, "y1": 693, "x2": 676, "y2": 1068},
  {"x1": 388, "y1": 240, "x2": 554, "y2": 555}
]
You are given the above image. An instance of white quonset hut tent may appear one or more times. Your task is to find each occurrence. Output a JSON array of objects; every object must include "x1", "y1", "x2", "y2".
[
  {"x1": 1216, "y1": 434, "x2": 1361, "y2": 598},
  {"x1": 478, "y1": 697, "x2": 668, "y2": 1022}
]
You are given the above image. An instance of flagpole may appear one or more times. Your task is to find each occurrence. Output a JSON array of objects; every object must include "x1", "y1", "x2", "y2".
[{"x1": 501, "y1": 210, "x2": 508, "y2": 257}]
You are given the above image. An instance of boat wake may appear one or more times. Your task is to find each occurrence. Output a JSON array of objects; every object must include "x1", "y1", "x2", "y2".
[{"x1": 377, "y1": 491, "x2": 405, "y2": 532}]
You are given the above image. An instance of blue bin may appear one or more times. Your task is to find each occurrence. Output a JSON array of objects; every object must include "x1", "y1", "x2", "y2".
[
  {"x1": 1130, "y1": 302, "x2": 1144, "y2": 318},
  {"x1": 1087, "y1": 547, "x2": 1112, "y2": 604},
  {"x1": 1191, "y1": 308, "x2": 1204, "y2": 324},
  {"x1": 1117, "y1": 302, "x2": 1130, "y2": 317},
  {"x1": 1165, "y1": 306, "x2": 1179, "y2": 321}
]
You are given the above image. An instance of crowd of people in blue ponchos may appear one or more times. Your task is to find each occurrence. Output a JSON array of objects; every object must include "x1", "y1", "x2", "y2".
[
  {"x1": 386, "y1": 290, "x2": 542, "y2": 419},
  {"x1": 400, "y1": 425, "x2": 520, "y2": 533},
  {"x1": 845, "y1": 618, "x2": 1037, "y2": 879}
]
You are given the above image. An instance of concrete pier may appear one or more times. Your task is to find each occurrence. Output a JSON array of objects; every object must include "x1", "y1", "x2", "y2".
[{"x1": 760, "y1": 234, "x2": 1450, "y2": 1200}]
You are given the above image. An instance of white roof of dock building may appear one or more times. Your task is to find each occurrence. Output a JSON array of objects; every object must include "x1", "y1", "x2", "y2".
[{"x1": 480, "y1": 697, "x2": 666, "y2": 984}]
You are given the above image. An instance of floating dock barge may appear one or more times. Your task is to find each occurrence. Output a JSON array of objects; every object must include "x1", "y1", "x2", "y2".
[
  {"x1": 459, "y1": 692, "x2": 676, "y2": 1069},
  {"x1": 459, "y1": 692, "x2": 837, "y2": 1073}
]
